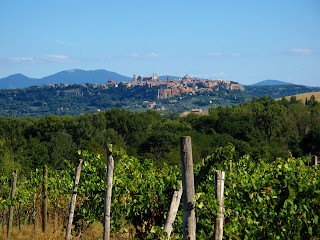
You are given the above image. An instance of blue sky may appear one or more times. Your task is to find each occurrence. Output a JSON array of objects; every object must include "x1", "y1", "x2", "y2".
[{"x1": 1, "y1": 0, "x2": 319, "y2": 86}]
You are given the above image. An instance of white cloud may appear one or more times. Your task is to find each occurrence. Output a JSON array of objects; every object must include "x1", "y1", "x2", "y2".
[
  {"x1": 40, "y1": 55, "x2": 71, "y2": 62},
  {"x1": 209, "y1": 52, "x2": 223, "y2": 57},
  {"x1": 2, "y1": 55, "x2": 73, "y2": 65},
  {"x1": 149, "y1": 53, "x2": 158, "y2": 58},
  {"x1": 8, "y1": 57, "x2": 34, "y2": 63},
  {"x1": 288, "y1": 48, "x2": 313, "y2": 56},
  {"x1": 130, "y1": 53, "x2": 141, "y2": 58},
  {"x1": 209, "y1": 52, "x2": 241, "y2": 57},
  {"x1": 56, "y1": 40, "x2": 66, "y2": 45},
  {"x1": 130, "y1": 53, "x2": 159, "y2": 58},
  {"x1": 55, "y1": 40, "x2": 76, "y2": 47}
]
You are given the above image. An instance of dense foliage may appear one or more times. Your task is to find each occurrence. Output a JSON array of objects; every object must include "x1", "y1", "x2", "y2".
[
  {"x1": 0, "y1": 93, "x2": 320, "y2": 238},
  {"x1": 0, "y1": 83, "x2": 248, "y2": 117},
  {"x1": 0, "y1": 149, "x2": 181, "y2": 239},
  {"x1": 244, "y1": 84, "x2": 320, "y2": 98},
  {"x1": 0, "y1": 145, "x2": 318, "y2": 239},
  {"x1": 195, "y1": 145, "x2": 320, "y2": 239},
  {"x1": 1, "y1": 95, "x2": 320, "y2": 182}
]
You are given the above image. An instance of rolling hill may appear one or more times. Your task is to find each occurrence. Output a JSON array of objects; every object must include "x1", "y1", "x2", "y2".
[
  {"x1": 0, "y1": 74, "x2": 38, "y2": 89},
  {"x1": 278, "y1": 91, "x2": 320, "y2": 102},
  {"x1": 251, "y1": 80, "x2": 294, "y2": 86},
  {"x1": 0, "y1": 69, "x2": 132, "y2": 89}
]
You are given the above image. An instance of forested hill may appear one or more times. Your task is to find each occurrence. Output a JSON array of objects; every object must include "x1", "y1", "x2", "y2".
[
  {"x1": 251, "y1": 79, "x2": 293, "y2": 86},
  {"x1": 0, "y1": 95, "x2": 319, "y2": 179},
  {"x1": 1, "y1": 82, "x2": 320, "y2": 118},
  {"x1": 0, "y1": 69, "x2": 131, "y2": 89},
  {"x1": 244, "y1": 84, "x2": 320, "y2": 98},
  {"x1": 0, "y1": 83, "x2": 249, "y2": 117}
]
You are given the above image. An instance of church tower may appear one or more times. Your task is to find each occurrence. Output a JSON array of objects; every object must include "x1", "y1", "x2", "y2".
[{"x1": 133, "y1": 74, "x2": 137, "y2": 82}]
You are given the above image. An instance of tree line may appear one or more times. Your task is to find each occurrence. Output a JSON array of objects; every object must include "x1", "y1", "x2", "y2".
[
  {"x1": 0, "y1": 83, "x2": 249, "y2": 118},
  {"x1": 1, "y1": 82, "x2": 320, "y2": 118},
  {"x1": 0, "y1": 94, "x2": 319, "y2": 181}
]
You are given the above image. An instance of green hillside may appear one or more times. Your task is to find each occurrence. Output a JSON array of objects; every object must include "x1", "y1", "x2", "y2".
[
  {"x1": 0, "y1": 83, "x2": 249, "y2": 118},
  {"x1": 279, "y1": 91, "x2": 320, "y2": 102}
]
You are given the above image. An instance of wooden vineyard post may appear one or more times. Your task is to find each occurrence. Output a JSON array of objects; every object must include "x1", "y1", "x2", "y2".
[
  {"x1": 180, "y1": 136, "x2": 196, "y2": 240},
  {"x1": 42, "y1": 165, "x2": 48, "y2": 233},
  {"x1": 7, "y1": 169, "x2": 17, "y2": 238},
  {"x1": 33, "y1": 194, "x2": 36, "y2": 237},
  {"x1": 103, "y1": 144, "x2": 114, "y2": 240},
  {"x1": 163, "y1": 181, "x2": 183, "y2": 240},
  {"x1": 54, "y1": 197, "x2": 57, "y2": 233},
  {"x1": 215, "y1": 170, "x2": 225, "y2": 240},
  {"x1": 18, "y1": 202, "x2": 21, "y2": 231},
  {"x1": 53, "y1": 170, "x2": 58, "y2": 233},
  {"x1": 1, "y1": 211, "x2": 5, "y2": 233},
  {"x1": 65, "y1": 159, "x2": 84, "y2": 240},
  {"x1": 311, "y1": 155, "x2": 318, "y2": 166}
]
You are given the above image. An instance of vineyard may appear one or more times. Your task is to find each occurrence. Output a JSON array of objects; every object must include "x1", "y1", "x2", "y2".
[{"x1": 0, "y1": 143, "x2": 319, "y2": 239}]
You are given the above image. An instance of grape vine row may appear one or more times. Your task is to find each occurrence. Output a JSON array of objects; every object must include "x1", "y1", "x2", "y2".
[{"x1": 0, "y1": 145, "x2": 319, "y2": 239}]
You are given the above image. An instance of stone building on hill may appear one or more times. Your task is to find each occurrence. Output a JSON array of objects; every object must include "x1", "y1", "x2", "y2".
[
  {"x1": 129, "y1": 73, "x2": 244, "y2": 99},
  {"x1": 137, "y1": 74, "x2": 158, "y2": 82}
]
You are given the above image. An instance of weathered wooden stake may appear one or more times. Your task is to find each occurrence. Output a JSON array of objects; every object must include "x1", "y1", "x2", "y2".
[
  {"x1": 54, "y1": 199, "x2": 57, "y2": 233},
  {"x1": 37, "y1": 206, "x2": 40, "y2": 228},
  {"x1": 63, "y1": 210, "x2": 66, "y2": 228},
  {"x1": 42, "y1": 165, "x2": 48, "y2": 233},
  {"x1": 215, "y1": 170, "x2": 225, "y2": 240},
  {"x1": 23, "y1": 210, "x2": 28, "y2": 230},
  {"x1": 18, "y1": 202, "x2": 21, "y2": 231},
  {"x1": 163, "y1": 181, "x2": 183, "y2": 240},
  {"x1": 180, "y1": 136, "x2": 196, "y2": 240},
  {"x1": 65, "y1": 159, "x2": 84, "y2": 240},
  {"x1": 1, "y1": 211, "x2": 5, "y2": 233},
  {"x1": 311, "y1": 155, "x2": 318, "y2": 166},
  {"x1": 7, "y1": 169, "x2": 17, "y2": 238},
  {"x1": 54, "y1": 170, "x2": 58, "y2": 233},
  {"x1": 103, "y1": 144, "x2": 114, "y2": 240},
  {"x1": 32, "y1": 194, "x2": 36, "y2": 237}
]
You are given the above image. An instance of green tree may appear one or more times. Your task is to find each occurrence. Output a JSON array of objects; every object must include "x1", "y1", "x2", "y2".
[
  {"x1": 22, "y1": 137, "x2": 50, "y2": 171},
  {"x1": 300, "y1": 126, "x2": 320, "y2": 156},
  {"x1": 30, "y1": 115, "x2": 64, "y2": 141},
  {"x1": 0, "y1": 149, "x2": 21, "y2": 179},
  {"x1": 50, "y1": 130, "x2": 78, "y2": 169},
  {"x1": 139, "y1": 132, "x2": 177, "y2": 162}
]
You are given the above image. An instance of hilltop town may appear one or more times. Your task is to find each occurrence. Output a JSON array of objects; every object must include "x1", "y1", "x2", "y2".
[
  {"x1": 0, "y1": 73, "x2": 250, "y2": 117},
  {"x1": 95, "y1": 74, "x2": 244, "y2": 99}
]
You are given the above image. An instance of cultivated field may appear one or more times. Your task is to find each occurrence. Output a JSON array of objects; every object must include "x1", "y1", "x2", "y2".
[{"x1": 278, "y1": 91, "x2": 320, "y2": 102}]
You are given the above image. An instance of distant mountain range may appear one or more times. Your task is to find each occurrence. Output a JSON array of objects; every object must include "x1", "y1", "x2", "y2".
[
  {"x1": 0, "y1": 69, "x2": 186, "y2": 89},
  {"x1": 0, "y1": 69, "x2": 132, "y2": 89},
  {"x1": 251, "y1": 80, "x2": 294, "y2": 86},
  {"x1": 0, "y1": 70, "x2": 296, "y2": 90},
  {"x1": 1, "y1": 74, "x2": 38, "y2": 89}
]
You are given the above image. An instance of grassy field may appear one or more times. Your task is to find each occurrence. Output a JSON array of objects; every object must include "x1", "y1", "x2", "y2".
[
  {"x1": 0, "y1": 222, "x2": 130, "y2": 240},
  {"x1": 277, "y1": 91, "x2": 320, "y2": 102}
]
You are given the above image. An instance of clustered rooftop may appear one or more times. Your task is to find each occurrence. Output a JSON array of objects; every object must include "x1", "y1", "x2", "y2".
[{"x1": 94, "y1": 74, "x2": 244, "y2": 99}]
